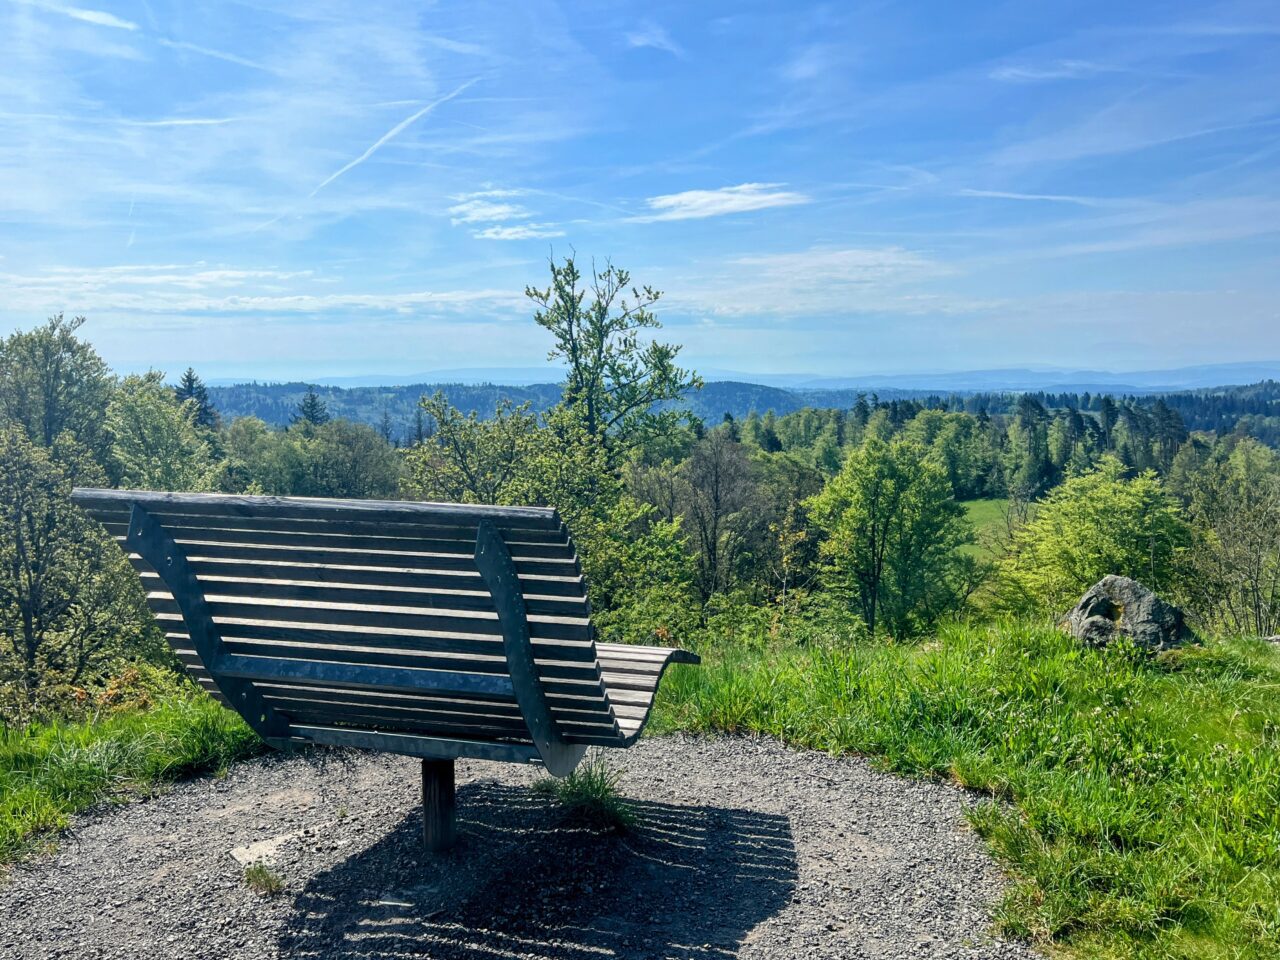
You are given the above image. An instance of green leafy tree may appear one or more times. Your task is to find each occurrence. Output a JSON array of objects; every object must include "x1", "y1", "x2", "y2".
[
  {"x1": 807, "y1": 437, "x2": 974, "y2": 641},
  {"x1": 993, "y1": 456, "x2": 1191, "y2": 615},
  {"x1": 527, "y1": 256, "x2": 700, "y2": 457},
  {"x1": 303, "y1": 419, "x2": 402, "y2": 498},
  {"x1": 1178, "y1": 439, "x2": 1280, "y2": 635},
  {"x1": 0, "y1": 428, "x2": 156, "y2": 721},
  {"x1": 0, "y1": 314, "x2": 114, "y2": 465},
  {"x1": 107, "y1": 372, "x2": 216, "y2": 491},
  {"x1": 402, "y1": 393, "x2": 540, "y2": 504}
]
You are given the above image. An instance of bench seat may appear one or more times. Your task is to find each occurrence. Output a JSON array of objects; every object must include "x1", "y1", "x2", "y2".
[{"x1": 72, "y1": 488, "x2": 699, "y2": 785}]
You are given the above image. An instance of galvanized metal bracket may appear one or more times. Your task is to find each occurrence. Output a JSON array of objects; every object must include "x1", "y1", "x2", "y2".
[
  {"x1": 474, "y1": 519, "x2": 586, "y2": 777},
  {"x1": 127, "y1": 503, "x2": 293, "y2": 747}
]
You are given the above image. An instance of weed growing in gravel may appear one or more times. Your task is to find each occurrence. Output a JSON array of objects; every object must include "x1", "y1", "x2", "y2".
[
  {"x1": 243, "y1": 862, "x2": 284, "y2": 897},
  {"x1": 533, "y1": 751, "x2": 634, "y2": 832},
  {"x1": 0, "y1": 676, "x2": 262, "y2": 864},
  {"x1": 652, "y1": 622, "x2": 1280, "y2": 960}
]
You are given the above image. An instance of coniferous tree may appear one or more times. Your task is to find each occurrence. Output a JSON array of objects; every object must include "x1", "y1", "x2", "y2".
[
  {"x1": 175, "y1": 367, "x2": 220, "y2": 431},
  {"x1": 292, "y1": 386, "x2": 330, "y2": 429}
]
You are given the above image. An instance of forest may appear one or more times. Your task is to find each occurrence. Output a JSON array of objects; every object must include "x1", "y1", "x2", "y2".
[
  {"x1": 206, "y1": 372, "x2": 1280, "y2": 449},
  {"x1": 1, "y1": 258, "x2": 1279, "y2": 959}
]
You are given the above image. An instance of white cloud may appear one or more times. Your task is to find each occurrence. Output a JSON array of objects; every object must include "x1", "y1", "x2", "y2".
[
  {"x1": 635, "y1": 183, "x2": 810, "y2": 222},
  {"x1": 669, "y1": 246, "x2": 968, "y2": 317},
  {"x1": 448, "y1": 198, "x2": 529, "y2": 224},
  {"x1": 989, "y1": 59, "x2": 1116, "y2": 82},
  {"x1": 957, "y1": 188, "x2": 1112, "y2": 207},
  {"x1": 473, "y1": 223, "x2": 564, "y2": 240},
  {"x1": 780, "y1": 44, "x2": 835, "y2": 83},
  {"x1": 156, "y1": 38, "x2": 273, "y2": 72},
  {"x1": 0, "y1": 262, "x2": 526, "y2": 315},
  {"x1": 14, "y1": 0, "x2": 138, "y2": 30},
  {"x1": 625, "y1": 21, "x2": 683, "y2": 57},
  {"x1": 309, "y1": 79, "x2": 479, "y2": 198}
]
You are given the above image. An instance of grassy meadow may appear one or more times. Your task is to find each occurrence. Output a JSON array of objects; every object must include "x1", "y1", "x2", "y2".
[
  {"x1": 4, "y1": 621, "x2": 1279, "y2": 960},
  {"x1": 652, "y1": 622, "x2": 1280, "y2": 959},
  {"x1": 961, "y1": 497, "x2": 1012, "y2": 559},
  {"x1": 0, "y1": 681, "x2": 259, "y2": 864}
]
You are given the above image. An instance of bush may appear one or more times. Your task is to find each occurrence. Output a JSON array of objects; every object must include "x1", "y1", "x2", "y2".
[{"x1": 990, "y1": 457, "x2": 1191, "y2": 616}]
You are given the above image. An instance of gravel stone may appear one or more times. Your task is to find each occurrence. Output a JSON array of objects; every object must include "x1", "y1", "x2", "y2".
[{"x1": 0, "y1": 734, "x2": 1040, "y2": 959}]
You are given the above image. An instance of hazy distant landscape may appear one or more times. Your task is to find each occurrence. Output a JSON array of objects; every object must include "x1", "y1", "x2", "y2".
[{"x1": 207, "y1": 372, "x2": 1280, "y2": 448}]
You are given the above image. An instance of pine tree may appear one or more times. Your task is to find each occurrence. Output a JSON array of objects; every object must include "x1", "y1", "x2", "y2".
[
  {"x1": 292, "y1": 386, "x2": 330, "y2": 428},
  {"x1": 175, "y1": 367, "x2": 220, "y2": 431}
]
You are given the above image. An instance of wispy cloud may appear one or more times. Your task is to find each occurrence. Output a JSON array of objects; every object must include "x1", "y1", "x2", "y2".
[
  {"x1": 473, "y1": 223, "x2": 564, "y2": 240},
  {"x1": 635, "y1": 183, "x2": 810, "y2": 222},
  {"x1": 670, "y1": 246, "x2": 968, "y2": 317},
  {"x1": 0, "y1": 263, "x2": 526, "y2": 315},
  {"x1": 780, "y1": 44, "x2": 836, "y2": 83},
  {"x1": 448, "y1": 197, "x2": 529, "y2": 224},
  {"x1": 14, "y1": 0, "x2": 138, "y2": 31},
  {"x1": 957, "y1": 188, "x2": 1114, "y2": 207},
  {"x1": 309, "y1": 78, "x2": 479, "y2": 198},
  {"x1": 625, "y1": 21, "x2": 683, "y2": 57},
  {"x1": 156, "y1": 38, "x2": 272, "y2": 72},
  {"x1": 989, "y1": 59, "x2": 1118, "y2": 82}
]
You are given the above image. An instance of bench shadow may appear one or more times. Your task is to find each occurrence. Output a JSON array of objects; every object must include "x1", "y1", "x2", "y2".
[{"x1": 278, "y1": 780, "x2": 797, "y2": 959}]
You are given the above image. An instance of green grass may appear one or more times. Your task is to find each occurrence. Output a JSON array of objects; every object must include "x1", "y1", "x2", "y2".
[
  {"x1": 651, "y1": 623, "x2": 1280, "y2": 959},
  {"x1": 0, "y1": 683, "x2": 262, "y2": 864},
  {"x1": 961, "y1": 498, "x2": 1011, "y2": 560},
  {"x1": 533, "y1": 751, "x2": 634, "y2": 832},
  {"x1": 243, "y1": 861, "x2": 284, "y2": 896}
]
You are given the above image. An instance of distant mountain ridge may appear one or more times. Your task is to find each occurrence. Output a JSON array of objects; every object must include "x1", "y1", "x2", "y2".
[
  {"x1": 206, "y1": 360, "x2": 1280, "y2": 393},
  {"x1": 205, "y1": 371, "x2": 1280, "y2": 444}
]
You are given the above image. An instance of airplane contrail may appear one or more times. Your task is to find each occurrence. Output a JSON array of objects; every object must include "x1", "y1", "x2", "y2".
[{"x1": 309, "y1": 78, "x2": 479, "y2": 198}]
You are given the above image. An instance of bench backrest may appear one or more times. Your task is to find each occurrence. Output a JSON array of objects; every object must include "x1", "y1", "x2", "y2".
[{"x1": 72, "y1": 488, "x2": 627, "y2": 774}]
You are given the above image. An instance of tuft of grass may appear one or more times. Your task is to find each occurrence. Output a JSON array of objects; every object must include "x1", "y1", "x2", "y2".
[
  {"x1": 533, "y1": 751, "x2": 634, "y2": 832},
  {"x1": 651, "y1": 622, "x2": 1280, "y2": 960},
  {"x1": 243, "y1": 861, "x2": 284, "y2": 897},
  {"x1": 0, "y1": 678, "x2": 263, "y2": 865}
]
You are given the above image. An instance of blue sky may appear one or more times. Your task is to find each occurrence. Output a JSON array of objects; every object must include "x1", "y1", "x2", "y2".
[{"x1": 1, "y1": 0, "x2": 1278, "y2": 381}]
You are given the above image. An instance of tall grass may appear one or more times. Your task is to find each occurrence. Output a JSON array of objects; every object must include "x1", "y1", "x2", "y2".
[
  {"x1": 0, "y1": 685, "x2": 261, "y2": 863},
  {"x1": 652, "y1": 623, "x2": 1280, "y2": 959}
]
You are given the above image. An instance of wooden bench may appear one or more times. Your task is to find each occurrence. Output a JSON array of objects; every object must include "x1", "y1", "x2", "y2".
[{"x1": 72, "y1": 488, "x2": 698, "y2": 850}]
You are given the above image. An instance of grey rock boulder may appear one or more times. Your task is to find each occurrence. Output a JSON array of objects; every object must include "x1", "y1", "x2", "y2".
[{"x1": 1061, "y1": 575, "x2": 1194, "y2": 650}]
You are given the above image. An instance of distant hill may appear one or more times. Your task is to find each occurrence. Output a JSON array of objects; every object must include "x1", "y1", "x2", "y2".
[
  {"x1": 205, "y1": 379, "x2": 926, "y2": 442},
  {"x1": 206, "y1": 373, "x2": 1280, "y2": 445},
  {"x1": 205, "y1": 360, "x2": 1280, "y2": 394}
]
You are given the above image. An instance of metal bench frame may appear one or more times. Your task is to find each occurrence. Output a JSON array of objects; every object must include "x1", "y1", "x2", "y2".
[{"x1": 73, "y1": 488, "x2": 698, "y2": 850}]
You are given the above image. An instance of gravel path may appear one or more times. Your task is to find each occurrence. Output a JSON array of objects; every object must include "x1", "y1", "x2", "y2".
[{"x1": 0, "y1": 735, "x2": 1037, "y2": 959}]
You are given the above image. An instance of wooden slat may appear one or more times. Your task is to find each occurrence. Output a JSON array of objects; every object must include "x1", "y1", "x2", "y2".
[
  {"x1": 133, "y1": 556, "x2": 590, "y2": 599},
  {"x1": 156, "y1": 615, "x2": 597, "y2": 662},
  {"x1": 95, "y1": 509, "x2": 570, "y2": 544},
  {"x1": 102, "y1": 521, "x2": 575, "y2": 560},
  {"x1": 118, "y1": 536, "x2": 578, "y2": 577},
  {"x1": 271, "y1": 704, "x2": 532, "y2": 738},
  {"x1": 209, "y1": 637, "x2": 603, "y2": 684},
  {"x1": 288, "y1": 724, "x2": 543, "y2": 764},
  {"x1": 264, "y1": 694, "x2": 620, "y2": 737},
  {"x1": 146, "y1": 595, "x2": 593, "y2": 643},
  {"x1": 73, "y1": 488, "x2": 560, "y2": 530},
  {"x1": 253, "y1": 681, "x2": 524, "y2": 715},
  {"x1": 142, "y1": 574, "x2": 589, "y2": 619},
  {"x1": 216, "y1": 654, "x2": 516, "y2": 699}
]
